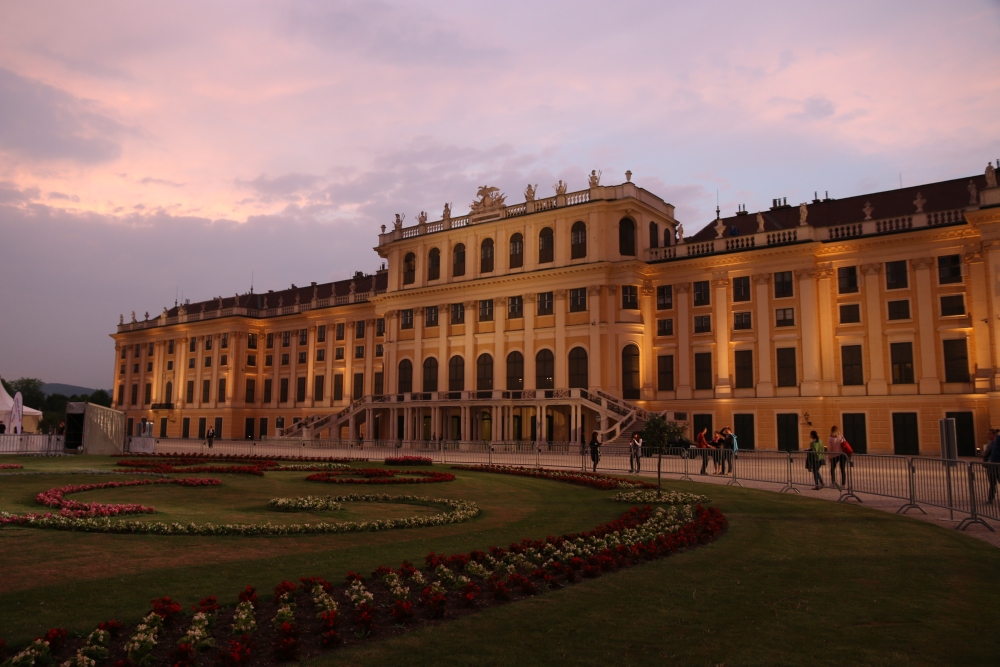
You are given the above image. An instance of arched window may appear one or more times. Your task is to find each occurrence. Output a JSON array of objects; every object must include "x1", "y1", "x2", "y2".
[
  {"x1": 568, "y1": 348, "x2": 588, "y2": 389},
  {"x1": 506, "y1": 351, "x2": 524, "y2": 390},
  {"x1": 649, "y1": 221, "x2": 659, "y2": 248},
  {"x1": 538, "y1": 227, "x2": 554, "y2": 263},
  {"x1": 422, "y1": 357, "x2": 438, "y2": 392},
  {"x1": 571, "y1": 221, "x2": 587, "y2": 259},
  {"x1": 398, "y1": 359, "x2": 413, "y2": 394},
  {"x1": 619, "y1": 219, "x2": 635, "y2": 256},
  {"x1": 480, "y1": 238, "x2": 494, "y2": 273},
  {"x1": 164, "y1": 381, "x2": 173, "y2": 404},
  {"x1": 453, "y1": 244, "x2": 466, "y2": 277},
  {"x1": 664, "y1": 226, "x2": 673, "y2": 247},
  {"x1": 509, "y1": 233, "x2": 524, "y2": 269},
  {"x1": 428, "y1": 248, "x2": 441, "y2": 281},
  {"x1": 402, "y1": 253, "x2": 416, "y2": 285},
  {"x1": 536, "y1": 349, "x2": 555, "y2": 389},
  {"x1": 476, "y1": 353, "x2": 493, "y2": 390},
  {"x1": 622, "y1": 345, "x2": 640, "y2": 399},
  {"x1": 448, "y1": 355, "x2": 465, "y2": 391}
]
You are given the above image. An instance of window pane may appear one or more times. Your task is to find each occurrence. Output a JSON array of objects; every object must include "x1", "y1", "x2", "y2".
[
  {"x1": 776, "y1": 347, "x2": 796, "y2": 387},
  {"x1": 841, "y1": 345, "x2": 863, "y2": 385}
]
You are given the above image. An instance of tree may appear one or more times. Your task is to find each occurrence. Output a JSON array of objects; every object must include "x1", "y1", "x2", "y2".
[
  {"x1": 641, "y1": 414, "x2": 687, "y2": 451},
  {"x1": 89, "y1": 389, "x2": 112, "y2": 407},
  {"x1": 5, "y1": 377, "x2": 46, "y2": 410}
]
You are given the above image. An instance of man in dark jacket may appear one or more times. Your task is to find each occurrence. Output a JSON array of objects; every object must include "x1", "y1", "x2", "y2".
[{"x1": 720, "y1": 427, "x2": 736, "y2": 475}]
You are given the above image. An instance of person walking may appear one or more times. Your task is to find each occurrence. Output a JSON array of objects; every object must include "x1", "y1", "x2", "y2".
[
  {"x1": 985, "y1": 428, "x2": 1000, "y2": 503},
  {"x1": 827, "y1": 425, "x2": 848, "y2": 490},
  {"x1": 719, "y1": 427, "x2": 736, "y2": 475},
  {"x1": 588, "y1": 431, "x2": 601, "y2": 472},
  {"x1": 628, "y1": 431, "x2": 643, "y2": 473},
  {"x1": 206, "y1": 426, "x2": 215, "y2": 449},
  {"x1": 696, "y1": 427, "x2": 711, "y2": 475},
  {"x1": 805, "y1": 430, "x2": 826, "y2": 490}
]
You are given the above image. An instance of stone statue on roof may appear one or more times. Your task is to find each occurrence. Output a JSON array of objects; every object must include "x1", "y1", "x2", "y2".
[
  {"x1": 277, "y1": 296, "x2": 283, "y2": 307},
  {"x1": 144, "y1": 311, "x2": 149, "y2": 320},
  {"x1": 393, "y1": 213, "x2": 404, "y2": 230},
  {"x1": 553, "y1": 180, "x2": 567, "y2": 196},
  {"x1": 417, "y1": 211, "x2": 427, "y2": 225},
  {"x1": 524, "y1": 184, "x2": 537, "y2": 202},
  {"x1": 470, "y1": 186, "x2": 506, "y2": 213},
  {"x1": 588, "y1": 170, "x2": 601, "y2": 188},
  {"x1": 986, "y1": 162, "x2": 997, "y2": 189},
  {"x1": 218, "y1": 296, "x2": 224, "y2": 309},
  {"x1": 676, "y1": 223, "x2": 684, "y2": 242},
  {"x1": 312, "y1": 285, "x2": 318, "y2": 300},
  {"x1": 968, "y1": 180, "x2": 978, "y2": 206},
  {"x1": 913, "y1": 192, "x2": 926, "y2": 213},
  {"x1": 262, "y1": 296, "x2": 268, "y2": 309},
  {"x1": 119, "y1": 314, "x2": 124, "y2": 325},
  {"x1": 162, "y1": 307, "x2": 168, "y2": 317},
  {"x1": 799, "y1": 203, "x2": 808, "y2": 226},
  {"x1": 349, "y1": 280, "x2": 356, "y2": 293},
  {"x1": 442, "y1": 202, "x2": 451, "y2": 219},
  {"x1": 756, "y1": 212, "x2": 765, "y2": 233},
  {"x1": 294, "y1": 292, "x2": 300, "y2": 305},
  {"x1": 862, "y1": 201, "x2": 874, "y2": 220},
  {"x1": 130, "y1": 311, "x2": 136, "y2": 323}
]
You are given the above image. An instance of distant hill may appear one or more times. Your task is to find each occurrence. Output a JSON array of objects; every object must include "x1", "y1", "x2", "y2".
[{"x1": 42, "y1": 383, "x2": 108, "y2": 397}]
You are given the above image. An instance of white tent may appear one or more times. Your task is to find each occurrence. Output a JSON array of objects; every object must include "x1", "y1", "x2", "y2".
[{"x1": 0, "y1": 379, "x2": 42, "y2": 433}]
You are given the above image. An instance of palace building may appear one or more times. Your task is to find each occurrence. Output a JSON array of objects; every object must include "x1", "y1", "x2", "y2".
[{"x1": 111, "y1": 164, "x2": 1000, "y2": 455}]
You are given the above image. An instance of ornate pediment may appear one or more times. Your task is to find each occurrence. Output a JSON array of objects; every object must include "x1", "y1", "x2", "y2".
[{"x1": 469, "y1": 185, "x2": 506, "y2": 221}]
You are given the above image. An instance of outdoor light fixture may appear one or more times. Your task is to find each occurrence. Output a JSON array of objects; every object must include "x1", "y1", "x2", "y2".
[{"x1": 802, "y1": 412, "x2": 812, "y2": 426}]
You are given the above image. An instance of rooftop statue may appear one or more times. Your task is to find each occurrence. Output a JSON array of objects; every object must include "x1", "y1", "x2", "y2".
[
  {"x1": 987, "y1": 162, "x2": 997, "y2": 189},
  {"x1": 588, "y1": 170, "x2": 601, "y2": 188},
  {"x1": 524, "y1": 184, "x2": 537, "y2": 202},
  {"x1": 119, "y1": 314, "x2": 124, "y2": 325},
  {"x1": 130, "y1": 311, "x2": 136, "y2": 323},
  {"x1": 799, "y1": 203, "x2": 808, "y2": 226},
  {"x1": 913, "y1": 192, "x2": 926, "y2": 213},
  {"x1": 417, "y1": 211, "x2": 427, "y2": 225},
  {"x1": 553, "y1": 180, "x2": 567, "y2": 195},
  {"x1": 442, "y1": 202, "x2": 451, "y2": 219},
  {"x1": 968, "y1": 180, "x2": 978, "y2": 205},
  {"x1": 756, "y1": 212, "x2": 766, "y2": 233},
  {"x1": 676, "y1": 223, "x2": 684, "y2": 242},
  {"x1": 393, "y1": 213, "x2": 404, "y2": 230},
  {"x1": 863, "y1": 201, "x2": 874, "y2": 220},
  {"x1": 470, "y1": 185, "x2": 506, "y2": 213}
]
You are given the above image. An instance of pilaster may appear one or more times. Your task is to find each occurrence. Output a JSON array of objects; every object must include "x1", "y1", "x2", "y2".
[
  {"x1": 676, "y1": 282, "x2": 692, "y2": 399},
  {"x1": 861, "y1": 263, "x2": 888, "y2": 395},
  {"x1": 796, "y1": 269, "x2": 821, "y2": 396},
  {"x1": 912, "y1": 257, "x2": 941, "y2": 394},
  {"x1": 752, "y1": 274, "x2": 773, "y2": 397},
  {"x1": 712, "y1": 276, "x2": 731, "y2": 397}
]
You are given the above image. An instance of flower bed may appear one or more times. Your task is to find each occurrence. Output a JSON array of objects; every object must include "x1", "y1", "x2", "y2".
[
  {"x1": 451, "y1": 465, "x2": 657, "y2": 490},
  {"x1": 0, "y1": 501, "x2": 725, "y2": 665},
  {"x1": 267, "y1": 496, "x2": 343, "y2": 512},
  {"x1": 34, "y1": 478, "x2": 221, "y2": 518},
  {"x1": 306, "y1": 469, "x2": 455, "y2": 485},
  {"x1": 611, "y1": 490, "x2": 709, "y2": 505},
  {"x1": 384, "y1": 456, "x2": 433, "y2": 466},
  {"x1": 0, "y1": 464, "x2": 23, "y2": 470},
  {"x1": 115, "y1": 455, "x2": 354, "y2": 476},
  {"x1": 0, "y1": 494, "x2": 479, "y2": 536}
]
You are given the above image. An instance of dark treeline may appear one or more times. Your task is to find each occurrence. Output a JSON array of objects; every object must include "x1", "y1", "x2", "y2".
[{"x1": 1, "y1": 377, "x2": 112, "y2": 433}]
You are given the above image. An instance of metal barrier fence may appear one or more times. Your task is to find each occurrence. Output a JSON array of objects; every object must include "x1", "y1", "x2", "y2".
[
  {"x1": 134, "y1": 438, "x2": 1000, "y2": 531},
  {"x1": 0, "y1": 434, "x2": 65, "y2": 454}
]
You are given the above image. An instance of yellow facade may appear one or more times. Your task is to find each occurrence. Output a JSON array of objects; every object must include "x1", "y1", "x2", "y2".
[{"x1": 112, "y1": 167, "x2": 1000, "y2": 455}]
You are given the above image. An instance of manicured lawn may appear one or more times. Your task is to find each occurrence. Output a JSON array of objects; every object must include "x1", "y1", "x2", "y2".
[{"x1": 1, "y1": 455, "x2": 998, "y2": 666}]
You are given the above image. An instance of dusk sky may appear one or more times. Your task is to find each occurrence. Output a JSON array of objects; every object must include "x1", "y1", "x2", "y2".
[{"x1": 1, "y1": 1, "x2": 998, "y2": 390}]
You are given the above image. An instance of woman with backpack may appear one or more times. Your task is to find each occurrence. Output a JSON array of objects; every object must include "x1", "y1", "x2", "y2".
[
  {"x1": 828, "y1": 425, "x2": 849, "y2": 490},
  {"x1": 805, "y1": 430, "x2": 826, "y2": 490}
]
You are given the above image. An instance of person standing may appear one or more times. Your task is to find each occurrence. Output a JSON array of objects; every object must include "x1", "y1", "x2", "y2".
[
  {"x1": 628, "y1": 431, "x2": 643, "y2": 473},
  {"x1": 827, "y1": 426, "x2": 847, "y2": 490},
  {"x1": 588, "y1": 431, "x2": 601, "y2": 472},
  {"x1": 805, "y1": 430, "x2": 826, "y2": 490},
  {"x1": 696, "y1": 427, "x2": 711, "y2": 475},
  {"x1": 206, "y1": 426, "x2": 215, "y2": 449},
  {"x1": 0, "y1": 420, "x2": 5, "y2": 434},
  {"x1": 710, "y1": 430, "x2": 723, "y2": 474},
  {"x1": 719, "y1": 427, "x2": 736, "y2": 475},
  {"x1": 985, "y1": 428, "x2": 1000, "y2": 503}
]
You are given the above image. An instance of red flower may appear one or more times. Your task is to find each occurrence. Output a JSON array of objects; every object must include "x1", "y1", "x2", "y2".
[
  {"x1": 196, "y1": 596, "x2": 220, "y2": 614},
  {"x1": 273, "y1": 580, "x2": 297, "y2": 602},
  {"x1": 237, "y1": 586, "x2": 258, "y2": 608},
  {"x1": 390, "y1": 600, "x2": 414, "y2": 622},
  {"x1": 151, "y1": 597, "x2": 181, "y2": 621},
  {"x1": 43, "y1": 627, "x2": 67, "y2": 649}
]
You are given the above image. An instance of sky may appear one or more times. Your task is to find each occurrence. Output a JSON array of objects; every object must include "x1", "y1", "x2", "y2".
[{"x1": 1, "y1": 0, "x2": 999, "y2": 390}]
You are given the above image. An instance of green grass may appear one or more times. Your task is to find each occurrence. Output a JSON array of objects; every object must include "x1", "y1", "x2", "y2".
[{"x1": 1, "y1": 455, "x2": 999, "y2": 666}]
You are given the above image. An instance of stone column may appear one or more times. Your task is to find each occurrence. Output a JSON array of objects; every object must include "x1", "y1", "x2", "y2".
[
  {"x1": 465, "y1": 301, "x2": 476, "y2": 391},
  {"x1": 365, "y1": 319, "x2": 374, "y2": 396},
  {"x1": 588, "y1": 286, "x2": 602, "y2": 389},
  {"x1": 555, "y1": 289, "x2": 567, "y2": 388},
  {"x1": 712, "y1": 277, "x2": 731, "y2": 397},
  {"x1": 494, "y1": 297, "x2": 506, "y2": 390},
  {"x1": 413, "y1": 307, "x2": 424, "y2": 392},
  {"x1": 641, "y1": 281, "x2": 656, "y2": 398},
  {"x1": 152, "y1": 341, "x2": 163, "y2": 403},
  {"x1": 816, "y1": 265, "x2": 837, "y2": 394},
  {"x1": 438, "y1": 304, "x2": 449, "y2": 390},
  {"x1": 306, "y1": 326, "x2": 316, "y2": 405},
  {"x1": 524, "y1": 294, "x2": 536, "y2": 389},
  {"x1": 861, "y1": 264, "x2": 888, "y2": 395},
  {"x1": 384, "y1": 311, "x2": 397, "y2": 398},
  {"x1": 797, "y1": 269, "x2": 822, "y2": 396},
  {"x1": 607, "y1": 285, "x2": 619, "y2": 393},
  {"x1": 323, "y1": 321, "x2": 334, "y2": 407},
  {"x1": 752, "y1": 274, "x2": 774, "y2": 397},
  {"x1": 365, "y1": 407, "x2": 373, "y2": 441},
  {"x1": 966, "y1": 245, "x2": 993, "y2": 391},
  {"x1": 676, "y1": 283, "x2": 692, "y2": 399},
  {"x1": 912, "y1": 257, "x2": 941, "y2": 394}
]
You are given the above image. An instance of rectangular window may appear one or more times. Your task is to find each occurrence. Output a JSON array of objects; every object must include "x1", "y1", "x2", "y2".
[
  {"x1": 376, "y1": 318, "x2": 385, "y2": 336},
  {"x1": 335, "y1": 347, "x2": 344, "y2": 360},
  {"x1": 733, "y1": 276, "x2": 751, "y2": 302},
  {"x1": 336, "y1": 323, "x2": 345, "y2": 340},
  {"x1": 538, "y1": 292, "x2": 553, "y2": 315},
  {"x1": 887, "y1": 300, "x2": 910, "y2": 320},
  {"x1": 298, "y1": 351, "x2": 306, "y2": 364},
  {"x1": 143, "y1": 383, "x2": 151, "y2": 405},
  {"x1": 186, "y1": 380, "x2": 194, "y2": 403},
  {"x1": 838, "y1": 266, "x2": 858, "y2": 294},
  {"x1": 266, "y1": 333, "x2": 274, "y2": 349},
  {"x1": 317, "y1": 325, "x2": 326, "y2": 343},
  {"x1": 205, "y1": 337, "x2": 212, "y2": 351},
  {"x1": 374, "y1": 372, "x2": 384, "y2": 396},
  {"x1": 734, "y1": 349, "x2": 753, "y2": 389},
  {"x1": 282, "y1": 331, "x2": 290, "y2": 347},
  {"x1": 333, "y1": 374, "x2": 344, "y2": 401},
  {"x1": 842, "y1": 345, "x2": 864, "y2": 385},
  {"x1": 940, "y1": 295, "x2": 965, "y2": 317},
  {"x1": 508, "y1": 296, "x2": 523, "y2": 319},
  {"x1": 733, "y1": 311, "x2": 752, "y2": 330},
  {"x1": 621, "y1": 286, "x2": 638, "y2": 310},
  {"x1": 245, "y1": 378, "x2": 256, "y2": 403},
  {"x1": 168, "y1": 339, "x2": 175, "y2": 354},
  {"x1": 657, "y1": 318, "x2": 673, "y2": 336},
  {"x1": 147, "y1": 361, "x2": 153, "y2": 372},
  {"x1": 694, "y1": 315, "x2": 711, "y2": 334},
  {"x1": 279, "y1": 378, "x2": 289, "y2": 403},
  {"x1": 885, "y1": 260, "x2": 908, "y2": 290},
  {"x1": 117, "y1": 384, "x2": 125, "y2": 405},
  {"x1": 120, "y1": 364, "x2": 125, "y2": 375},
  {"x1": 943, "y1": 339, "x2": 970, "y2": 382},
  {"x1": 693, "y1": 280, "x2": 710, "y2": 306},
  {"x1": 220, "y1": 354, "x2": 227, "y2": 366},
  {"x1": 189, "y1": 337, "x2": 196, "y2": 353},
  {"x1": 775, "y1": 308, "x2": 795, "y2": 327},
  {"x1": 263, "y1": 379, "x2": 272, "y2": 404},
  {"x1": 479, "y1": 299, "x2": 494, "y2": 321},
  {"x1": 133, "y1": 364, "x2": 139, "y2": 373},
  {"x1": 353, "y1": 372, "x2": 364, "y2": 400},
  {"x1": 296, "y1": 376, "x2": 306, "y2": 402},
  {"x1": 656, "y1": 285, "x2": 673, "y2": 310},
  {"x1": 299, "y1": 329, "x2": 308, "y2": 346},
  {"x1": 657, "y1": 355, "x2": 674, "y2": 391},
  {"x1": 355, "y1": 321, "x2": 365, "y2": 339},
  {"x1": 135, "y1": 343, "x2": 141, "y2": 357},
  {"x1": 202, "y1": 379, "x2": 210, "y2": 403},
  {"x1": 892, "y1": 412, "x2": 919, "y2": 455},
  {"x1": 774, "y1": 271, "x2": 794, "y2": 298},
  {"x1": 694, "y1": 352, "x2": 713, "y2": 390},
  {"x1": 776, "y1": 347, "x2": 797, "y2": 387},
  {"x1": 355, "y1": 345, "x2": 365, "y2": 359},
  {"x1": 265, "y1": 354, "x2": 273, "y2": 367},
  {"x1": 570, "y1": 288, "x2": 587, "y2": 312},
  {"x1": 425, "y1": 306, "x2": 438, "y2": 327},
  {"x1": 148, "y1": 342, "x2": 154, "y2": 356},
  {"x1": 400, "y1": 309, "x2": 414, "y2": 329},
  {"x1": 218, "y1": 378, "x2": 227, "y2": 403},
  {"x1": 839, "y1": 304, "x2": 861, "y2": 324},
  {"x1": 451, "y1": 303, "x2": 465, "y2": 324},
  {"x1": 221, "y1": 333, "x2": 229, "y2": 349},
  {"x1": 205, "y1": 356, "x2": 212, "y2": 367},
  {"x1": 166, "y1": 360, "x2": 173, "y2": 371},
  {"x1": 890, "y1": 342, "x2": 914, "y2": 384},
  {"x1": 316, "y1": 349, "x2": 326, "y2": 362},
  {"x1": 375, "y1": 344, "x2": 383, "y2": 357},
  {"x1": 938, "y1": 255, "x2": 962, "y2": 284},
  {"x1": 246, "y1": 334, "x2": 257, "y2": 350},
  {"x1": 281, "y1": 353, "x2": 289, "y2": 365},
  {"x1": 121, "y1": 347, "x2": 127, "y2": 359}
]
